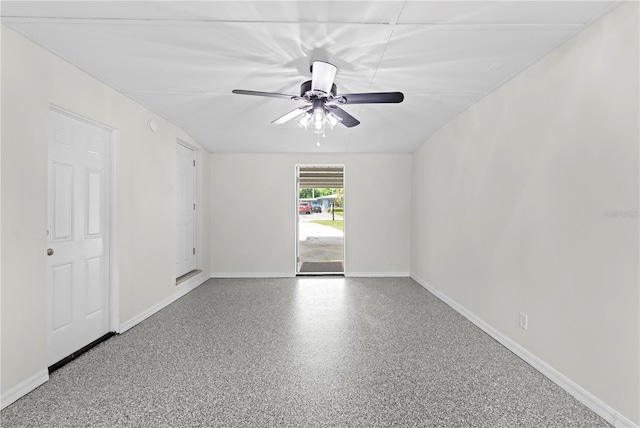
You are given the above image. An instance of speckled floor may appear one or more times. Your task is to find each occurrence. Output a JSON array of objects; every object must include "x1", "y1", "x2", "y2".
[{"x1": 1, "y1": 277, "x2": 611, "y2": 428}]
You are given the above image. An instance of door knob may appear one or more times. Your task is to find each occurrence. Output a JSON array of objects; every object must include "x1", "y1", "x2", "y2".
[{"x1": 47, "y1": 248, "x2": 54, "y2": 256}]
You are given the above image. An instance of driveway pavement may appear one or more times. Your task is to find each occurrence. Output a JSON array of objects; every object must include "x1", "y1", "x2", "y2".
[
  {"x1": 298, "y1": 213, "x2": 343, "y2": 264},
  {"x1": 298, "y1": 219, "x2": 343, "y2": 240},
  {"x1": 299, "y1": 212, "x2": 343, "y2": 223}
]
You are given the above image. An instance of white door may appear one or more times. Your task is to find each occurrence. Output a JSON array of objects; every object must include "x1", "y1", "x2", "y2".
[
  {"x1": 47, "y1": 110, "x2": 110, "y2": 366},
  {"x1": 176, "y1": 143, "x2": 195, "y2": 277}
]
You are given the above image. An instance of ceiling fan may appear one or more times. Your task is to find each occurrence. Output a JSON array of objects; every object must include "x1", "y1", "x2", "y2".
[{"x1": 232, "y1": 61, "x2": 404, "y2": 134}]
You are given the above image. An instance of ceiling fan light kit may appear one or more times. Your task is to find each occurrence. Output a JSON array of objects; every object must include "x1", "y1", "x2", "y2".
[
  {"x1": 295, "y1": 99, "x2": 343, "y2": 135},
  {"x1": 232, "y1": 60, "x2": 404, "y2": 136}
]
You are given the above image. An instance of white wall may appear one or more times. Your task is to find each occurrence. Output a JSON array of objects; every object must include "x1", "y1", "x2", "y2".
[
  {"x1": 411, "y1": 2, "x2": 639, "y2": 425},
  {"x1": 210, "y1": 153, "x2": 411, "y2": 277},
  {"x1": 1, "y1": 26, "x2": 211, "y2": 402}
]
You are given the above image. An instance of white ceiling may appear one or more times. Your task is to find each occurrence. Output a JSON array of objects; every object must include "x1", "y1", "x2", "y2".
[{"x1": 1, "y1": 1, "x2": 620, "y2": 154}]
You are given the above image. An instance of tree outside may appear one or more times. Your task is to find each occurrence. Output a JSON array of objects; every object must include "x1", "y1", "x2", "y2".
[
  {"x1": 334, "y1": 188, "x2": 344, "y2": 207},
  {"x1": 299, "y1": 188, "x2": 335, "y2": 199}
]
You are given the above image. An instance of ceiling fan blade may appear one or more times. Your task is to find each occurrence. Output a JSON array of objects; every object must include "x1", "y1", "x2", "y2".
[
  {"x1": 271, "y1": 106, "x2": 312, "y2": 125},
  {"x1": 326, "y1": 105, "x2": 360, "y2": 128},
  {"x1": 334, "y1": 92, "x2": 404, "y2": 105},
  {"x1": 232, "y1": 89, "x2": 298, "y2": 100},
  {"x1": 311, "y1": 61, "x2": 337, "y2": 94}
]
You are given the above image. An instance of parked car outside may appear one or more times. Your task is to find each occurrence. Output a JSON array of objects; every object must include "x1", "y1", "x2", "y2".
[
  {"x1": 311, "y1": 204, "x2": 322, "y2": 213},
  {"x1": 298, "y1": 201, "x2": 311, "y2": 214}
]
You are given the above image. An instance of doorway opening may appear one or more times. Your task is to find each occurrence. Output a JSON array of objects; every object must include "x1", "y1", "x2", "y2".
[{"x1": 296, "y1": 165, "x2": 345, "y2": 275}]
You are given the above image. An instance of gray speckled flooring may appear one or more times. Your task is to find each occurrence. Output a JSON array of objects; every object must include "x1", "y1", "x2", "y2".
[{"x1": 2, "y1": 277, "x2": 611, "y2": 427}]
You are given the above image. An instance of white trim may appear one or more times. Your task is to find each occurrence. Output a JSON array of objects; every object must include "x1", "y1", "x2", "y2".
[
  {"x1": 176, "y1": 138, "x2": 197, "y2": 151},
  {"x1": 410, "y1": 273, "x2": 638, "y2": 428},
  {"x1": 0, "y1": 369, "x2": 49, "y2": 410},
  {"x1": 109, "y1": 130, "x2": 121, "y2": 333},
  {"x1": 210, "y1": 272, "x2": 295, "y2": 279},
  {"x1": 342, "y1": 165, "x2": 347, "y2": 274},
  {"x1": 49, "y1": 104, "x2": 112, "y2": 131},
  {"x1": 345, "y1": 272, "x2": 409, "y2": 278},
  {"x1": 119, "y1": 275, "x2": 208, "y2": 333}
]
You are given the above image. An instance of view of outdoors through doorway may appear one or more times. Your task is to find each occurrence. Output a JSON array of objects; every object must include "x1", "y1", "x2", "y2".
[{"x1": 296, "y1": 165, "x2": 344, "y2": 275}]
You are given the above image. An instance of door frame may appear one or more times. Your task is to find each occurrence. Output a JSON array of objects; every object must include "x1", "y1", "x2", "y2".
[
  {"x1": 49, "y1": 105, "x2": 120, "y2": 334},
  {"x1": 294, "y1": 164, "x2": 346, "y2": 274},
  {"x1": 176, "y1": 139, "x2": 197, "y2": 278}
]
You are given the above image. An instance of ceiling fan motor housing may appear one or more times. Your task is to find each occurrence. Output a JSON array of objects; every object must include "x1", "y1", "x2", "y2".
[{"x1": 300, "y1": 80, "x2": 337, "y2": 98}]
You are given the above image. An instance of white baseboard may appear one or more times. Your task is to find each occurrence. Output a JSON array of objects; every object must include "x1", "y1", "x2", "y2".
[
  {"x1": 119, "y1": 274, "x2": 209, "y2": 333},
  {"x1": 210, "y1": 272, "x2": 295, "y2": 278},
  {"x1": 410, "y1": 273, "x2": 638, "y2": 428},
  {"x1": 0, "y1": 369, "x2": 49, "y2": 410},
  {"x1": 210, "y1": 272, "x2": 410, "y2": 278},
  {"x1": 345, "y1": 272, "x2": 409, "y2": 278}
]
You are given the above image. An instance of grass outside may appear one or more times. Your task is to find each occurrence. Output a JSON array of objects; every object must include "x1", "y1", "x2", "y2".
[{"x1": 310, "y1": 220, "x2": 344, "y2": 231}]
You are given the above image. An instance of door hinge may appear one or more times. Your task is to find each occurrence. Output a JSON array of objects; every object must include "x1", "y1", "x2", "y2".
[
  {"x1": 193, "y1": 248, "x2": 196, "y2": 255},
  {"x1": 297, "y1": 256, "x2": 300, "y2": 262},
  {"x1": 193, "y1": 160, "x2": 196, "y2": 166},
  {"x1": 193, "y1": 203, "x2": 196, "y2": 210}
]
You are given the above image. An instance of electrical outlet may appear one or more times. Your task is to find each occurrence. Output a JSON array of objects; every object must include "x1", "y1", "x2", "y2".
[{"x1": 519, "y1": 312, "x2": 528, "y2": 330}]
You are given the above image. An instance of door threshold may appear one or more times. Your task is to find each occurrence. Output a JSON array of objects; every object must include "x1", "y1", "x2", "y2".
[
  {"x1": 296, "y1": 273, "x2": 345, "y2": 277},
  {"x1": 48, "y1": 332, "x2": 115, "y2": 374},
  {"x1": 176, "y1": 269, "x2": 202, "y2": 285}
]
